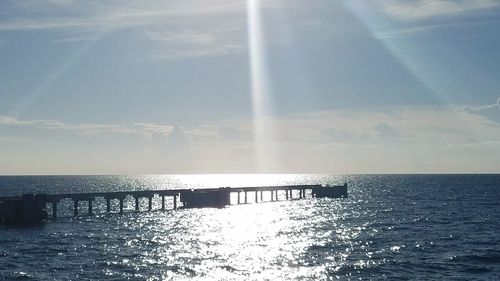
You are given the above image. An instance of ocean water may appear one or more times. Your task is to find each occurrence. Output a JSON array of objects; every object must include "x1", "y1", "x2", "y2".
[{"x1": 0, "y1": 174, "x2": 499, "y2": 280}]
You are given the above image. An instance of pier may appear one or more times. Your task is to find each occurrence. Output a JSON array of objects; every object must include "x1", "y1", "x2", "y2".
[{"x1": 0, "y1": 184, "x2": 347, "y2": 225}]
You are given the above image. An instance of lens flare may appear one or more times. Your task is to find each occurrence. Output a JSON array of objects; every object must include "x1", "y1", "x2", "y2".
[{"x1": 247, "y1": 0, "x2": 276, "y2": 172}]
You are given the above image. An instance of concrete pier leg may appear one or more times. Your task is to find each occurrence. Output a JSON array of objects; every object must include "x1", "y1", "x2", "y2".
[
  {"x1": 161, "y1": 196, "x2": 165, "y2": 210},
  {"x1": 106, "y1": 198, "x2": 111, "y2": 213},
  {"x1": 237, "y1": 192, "x2": 241, "y2": 204},
  {"x1": 74, "y1": 200, "x2": 79, "y2": 216},
  {"x1": 52, "y1": 202, "x2": 57, "y2": 219},
  {"x1": 173, "y1": 195, "x2": 177, "y2": 210},
  {"x1": 286, "y1": 190, "x2": 289, "y2": 200},
  {"x1": 290, "y1": 190, "x2": 293, "y2": 200},
  {"x1": 244, "y1": 191, "x2": 248, "y2": 204},
  {"x1": 148, "y1": 197, "x2": 152, "y2": 211},
  {"x1": 271, "y1": 191, "x2": 274, "y2": 201},
  {"x1": 255, "y1": 191, "x2": 258, "y2": 203},
  {"x1": 260, "y1": 190, "x2": 263, "y2": 201},
  {"x1": 135, "y1": 197, "x2": 140, "y2": 212},
  {"x1": 119, "y1": 198, "x2": 124, "y2": 214},
  {"x1": 88, "y1": 200, "x2": 93, "y2": 216}
]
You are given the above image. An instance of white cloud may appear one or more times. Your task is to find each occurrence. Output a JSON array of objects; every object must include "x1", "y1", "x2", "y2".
[
  {"x1": 0, "y1": 115, "x2": 156, "y2": 136},
  {"x1": 2, "y1": 104, "x2": 500, "y2": 173},
  {"x1": 375, "y1": 122, "x2": 401, "y2": 139},
  {"x1": 0, "y1": 1, "x2": 245, "y2": 32},
  {"x1": 456, "y1": 97, "x2": 500, "y2": 124},
  {"x1": 458, "y1": 97, "x2": 500, "y2": 112},
  {"x1": 145, "y1": 29, "x2": 245, "y2": 60},
  {"x1": 133, "y1": 122, "x2": 173, "y2": 135},
  {"x1": 374, "y1": 19, "x2": 499, "y2": 38},
  {"x1": 52, "y1": 34, "x2": 96, "y2": 43},
  {"x1": 0, "y1": 0, "x2": 250, "y2": 60},
  {"x1": 383, "y1": 0, "x2": 499, "y2": 21},
  {"x1": 146, "y1": 30, "x2": 217, "y2": 45}
]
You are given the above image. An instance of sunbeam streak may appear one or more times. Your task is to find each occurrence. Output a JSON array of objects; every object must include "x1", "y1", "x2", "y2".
[{"x1": 247, "y1": 0, "x2": 276, "y2": 172}]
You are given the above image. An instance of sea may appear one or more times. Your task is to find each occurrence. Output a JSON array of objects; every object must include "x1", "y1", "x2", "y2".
[{"x1": 0, "y1": 174, "x2": 499, "y2": 280}]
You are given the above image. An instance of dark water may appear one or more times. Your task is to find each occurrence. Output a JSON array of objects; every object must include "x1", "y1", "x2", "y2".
[{"x1": 0, "y1": 174, "x2": 499, "y2": 280}]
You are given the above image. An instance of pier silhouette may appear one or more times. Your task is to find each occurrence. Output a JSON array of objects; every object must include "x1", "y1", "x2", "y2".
[{"x1": 0, "y1": 184, "x2": 347, "y2": 225}]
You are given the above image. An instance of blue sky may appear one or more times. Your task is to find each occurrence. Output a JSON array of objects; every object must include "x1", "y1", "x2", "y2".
[{"x1": 0, "y1": 0, "x2": 499, "y2": 174}]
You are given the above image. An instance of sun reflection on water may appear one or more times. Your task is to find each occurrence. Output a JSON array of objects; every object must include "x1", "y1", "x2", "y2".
[
  {"x1": 4, "y1": 176, "x2": 497, "y2": 279},
  {"x1": 42, "y1": 174, "x2": 381, "y2": 280},
  {"x1": 98, "y1": 193, "x2": 371, "y2": 280}
]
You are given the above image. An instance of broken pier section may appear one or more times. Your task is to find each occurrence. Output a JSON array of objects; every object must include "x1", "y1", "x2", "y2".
[{"x1": 0, "y1": 184, "x2": 347, "y2": 225}]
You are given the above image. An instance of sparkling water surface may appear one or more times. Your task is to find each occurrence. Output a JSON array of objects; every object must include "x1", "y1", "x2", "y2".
[{"x1": 0, "y1": 174, "x2": 499, "y2": 280}]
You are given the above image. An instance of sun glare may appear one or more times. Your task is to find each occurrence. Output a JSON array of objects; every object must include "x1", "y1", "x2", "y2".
[{"x1": 246, "y1": 0, "x2": 277, "y2": 172}]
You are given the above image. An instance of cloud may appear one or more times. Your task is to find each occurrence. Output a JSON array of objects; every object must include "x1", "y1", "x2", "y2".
[
  {"x1": 0, "y1": 1, "x2": 244, "y2": 32},
  {"x1": 0, "y1": 115, "x2": 161, "y2": 136},
  {"x1": 219, "y1": 126, "x2": 244, "y2": 141},
  {"x1": 168, "y1": 126, "x2": 189, "y2": 148},
  {"x1": 374, "y1": 19, "x2": 499, "y2": 38},
  {"x1": 457, "y1": 97, "x2": 500, "y2": 124},
  {"x1": 0, "y1": 0, "x2": 249, "y2": 60},
  {"x1": 382, "y1": 0, "x2": 499, "y2": 21},
  {"x1": 52, "y1": 34, "x2": 96, "y2": 43},
  {"x1": 12, "y1": 0, "x2": 76, "y2": 7},
  {"x1": 146, "y1": 29, "x2": 217, "y2": 45},
  {"x1": 375, "y1": 122, "x2": 401, "y2": 139},
  {"x1": 145, "y1": 29, "x2": 244, "y2": 60},
  {"x1": 2, "y1": 104, "x2": 500, "y2": 173},
  {"x1": 458, "y1": 97, "x2": 500, "y2": 112}
]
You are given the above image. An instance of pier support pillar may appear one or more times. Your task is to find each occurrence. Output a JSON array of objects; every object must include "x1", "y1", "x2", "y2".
[
  {"x1": 88, "y1": 200, "x2": 93, "y2": 216},
  {"x1": 74, "y1": 200, "x2": 79, "y2": 216},
  {"x1": 106, "y1": 198, "x2": 111, "y2": 213},
  {"x1": 290, "y1": 190, "x2": 293, "y2": 200},
  {"x1": 148, "y1": 197, "x2": 152, "y2": 211},
  {"x1": 135, "y1": 197, "x2": 140, "y2": 212},
  {"x1": 237, "y1": 192, "x2": 241, "y2": 204},
  {"x1": 244, "y1": 191, "x2": 248, "y2": 204},
  {"x1": 271, "y1": 191, "x2": 274, "y2": 202},
  {"x1": 173, "y1": 195, "x2": 177, "y2": 210},
  {"x1": 260, "y1": 190, "x2": 263, "y2": 201},
  {"x1": 286, "y1": 190, "x2": 289, "y2": 200},
  {"x1": 161, "y1": 196, "x2": 165, "y2": 210},
  {"x1": 119, "y1": 198, "x2": 124, "y2": 214},
  {"x1": 255, "y1": 191, "x2": 258, "y2": 203},
  {"x1": 52, "y1": 202, "x2": 57, "y2": 219}
]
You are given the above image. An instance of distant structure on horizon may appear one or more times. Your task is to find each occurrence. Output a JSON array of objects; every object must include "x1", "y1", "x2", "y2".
[{"x1": 0, "y1": 184, "x2": 348, "y2": 226}]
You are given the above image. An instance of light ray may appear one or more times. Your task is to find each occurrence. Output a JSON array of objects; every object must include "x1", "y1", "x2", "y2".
[
  {"x1": 9, "y1": 4, "x2": 138, "y2": 118},
  {"x1": 246, "y1": 0, "x2": 276, "y2": 172},
  {"x1": 341, "y1": 0, "x2": 449, "y2": 105},
  {"x1": 9, "y1": 35, "x2": 101, "y2": 117}
]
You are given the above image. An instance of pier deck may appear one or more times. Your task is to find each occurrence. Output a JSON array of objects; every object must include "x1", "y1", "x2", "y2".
[{"x1": 0, "y1": 184, "x2": 347, "y2": 225}]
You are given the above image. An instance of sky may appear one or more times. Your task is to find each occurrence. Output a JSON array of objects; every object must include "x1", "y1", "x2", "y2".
[{"x1": 0, "y1": 0, "x2": 500, "y2": 175}]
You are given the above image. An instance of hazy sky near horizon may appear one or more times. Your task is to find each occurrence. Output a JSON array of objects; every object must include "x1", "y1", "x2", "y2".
[{"x1": 1, "y1": 0, "x2": 500, "y2": 174}]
